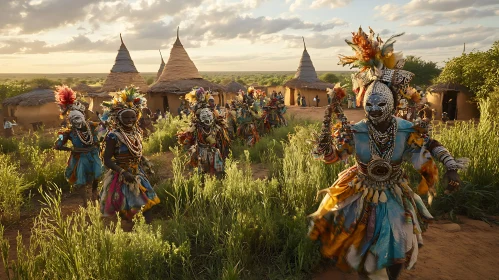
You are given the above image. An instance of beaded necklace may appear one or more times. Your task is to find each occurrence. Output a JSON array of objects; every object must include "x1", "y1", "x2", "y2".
[
  {"x1": 367, "y1": 118, "x2": 397, "y2": 161},
  {"x1": 115, "y1": 126, "x2": 143, "y2": 158},
  {"x1": 75, "y1": 121, "x2": 94, "y2": 146}
]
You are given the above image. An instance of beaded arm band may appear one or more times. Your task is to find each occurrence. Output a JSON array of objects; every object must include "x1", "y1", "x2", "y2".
[{"x1": 427, "y1": 140, "x2": 465, "y2": 171}]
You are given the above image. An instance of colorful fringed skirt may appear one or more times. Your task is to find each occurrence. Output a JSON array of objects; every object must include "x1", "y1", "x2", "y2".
[
  {"x1": 65, "y1": 148, "x2": 103, "y2": 187},
  {"x1": 100, "y1": 168, "x2": 160, "y2": 220},
  {"x1": 309, "y1": 165, "x2": 433, "y2": 274}
]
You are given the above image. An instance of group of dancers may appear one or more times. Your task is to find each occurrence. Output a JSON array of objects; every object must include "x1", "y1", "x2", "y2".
[
  {"x1": 52, "y1": 84, "x2": 288, "y2": 220},
  {"x1": 50, "y1": 27, "x2": 466, "y2": 280}
]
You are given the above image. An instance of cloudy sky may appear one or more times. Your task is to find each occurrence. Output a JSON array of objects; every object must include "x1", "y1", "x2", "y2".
[{"x1": 0, "y1": 0, "x2": 498, "y2": 73}]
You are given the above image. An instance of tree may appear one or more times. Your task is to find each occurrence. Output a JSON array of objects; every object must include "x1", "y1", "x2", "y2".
[
  {"x1": 320, "y1": 73, "x2": 339, "y2": 84},
  {"x1": 403, "y1": 56, "x2": 441, "y2": 88},
  {"x1": 436, "y1": 41, "x2": 499, "y2": 99}
]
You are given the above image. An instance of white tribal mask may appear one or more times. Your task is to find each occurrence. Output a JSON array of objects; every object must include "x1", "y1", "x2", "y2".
[
  {"x1": 68, "y1": 110, "x2": 85, "y2": 129},
  {"x1": 199, "y1": 108, "x2": 214, "y2": 126},
  {"x1": 363, "y1": 81, "x2": 395, "y2": 124}
]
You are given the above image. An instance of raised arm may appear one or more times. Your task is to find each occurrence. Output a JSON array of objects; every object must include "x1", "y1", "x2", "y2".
[{"x1": 312, "y1": 87, "x2": 354, "y2": 164}]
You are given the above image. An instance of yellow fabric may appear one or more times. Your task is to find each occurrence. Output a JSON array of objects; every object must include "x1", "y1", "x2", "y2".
[{"x1": 309, "y1": 166, "x2": 358, "y2": 219}]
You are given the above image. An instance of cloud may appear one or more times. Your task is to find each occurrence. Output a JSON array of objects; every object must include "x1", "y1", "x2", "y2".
[
  {"x1": 397, "y1": 26, "x2": 498, "y2": 50},
  {"x1": 310, "y1": 0, "x2": 352, "y2": 9},
  {"x1": 375, "y1": 0, "x2": 499, "y2": 26},
  {"x1": 0, "y1": 0, "x2": 204, "y2": 35},
  {"x1": 406, "y1": 0, "x2": 497, "y2": 12}
]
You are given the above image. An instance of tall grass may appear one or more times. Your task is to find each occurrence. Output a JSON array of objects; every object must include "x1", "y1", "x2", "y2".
[
  {"x1": 0, "y1": 186, "x2": 189, "y2": 280},
  {"x1": 231, "y1": 115, "x2": 313, "y2": 163},
  {"x1": 430, "y1": 99, "x2": 499, "y2": 218},
  {"x1": 0, "y1": 154, "x2": 33, "y2": 223},
  {"x1": 18, "y1": 136, "x2": 68, "y2": 190},
  {"x1": 0, "y1": 131, "x2": 68, "y2": 224},
  {"x1": 143, "y1": 114, "x2": 190, "y2": 155}
]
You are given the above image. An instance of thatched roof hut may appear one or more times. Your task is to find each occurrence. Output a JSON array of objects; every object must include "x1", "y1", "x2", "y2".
[
  {"x1": 156, "y1": 50, "x2": 166, "y2": 82},
  {"x1": 2, "y1": 89, "x2": 54, "y2": 107},
  {"x1": 2, "y1": 88, "x2": 59, "y2": 128},
  {"x1": 100, "y1": 34, "x2": 149, "y2": 93},
  {"x1": 283, "y1": 38, "x2": 333, "y2": 106},
  {"x1": 426, "y1": 82, "x2": 479, "y2": 121},
  {"x1": 148, "y1": 28, "x2": 225, "y2": 115},
  {"x1": 225, "y1": 80, "x2": 246, "y2": 93}
]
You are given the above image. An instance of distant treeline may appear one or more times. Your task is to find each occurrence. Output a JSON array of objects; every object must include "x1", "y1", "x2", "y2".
[{"x1": 0, "y1": 71, "x2": 352, "y2": 107}]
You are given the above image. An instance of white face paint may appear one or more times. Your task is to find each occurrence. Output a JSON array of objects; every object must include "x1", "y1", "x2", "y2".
[
  {"x1": 363, "y1": 81, "x2": 394, "y2": 124},
  {"x1": 68, "y1": 110, "x2": 85, "y2": 129},
  {"x1": 199, "y1": 108, "x2": 214, "y2": 126}
]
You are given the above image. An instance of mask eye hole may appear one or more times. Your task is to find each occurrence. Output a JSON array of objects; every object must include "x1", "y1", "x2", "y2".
[
  {"x1": 366, "y1": 103, "x2": 372, "y2": 107},
  {"x1": 379, "y1": 102, "x2": 386, "y2": 107}
]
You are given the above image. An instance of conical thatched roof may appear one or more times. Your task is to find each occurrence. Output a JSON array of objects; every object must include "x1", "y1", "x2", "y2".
[
  {"x1": 149, "y1": 28, "x2": 225, "y2": 95},
  {"x1": 156, "y1": 50, "x2": 166, "y2": 81},
  {"x1": 284, "y1": 38, "x2": 333, "y2": 91},
  {"x1": 2, "y1": 89, "x2": 55, "y2": 107},
  {"x1": 100, "y1": 34, "x2": 149, "y2": 93},
  {"x1": 225, "y1": 79, "x2": 246, "y2": 93}
]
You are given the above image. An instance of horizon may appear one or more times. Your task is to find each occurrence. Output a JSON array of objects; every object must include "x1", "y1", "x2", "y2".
[{"x1": 1, "y1": 0, "x2": 498, "y2": 73}]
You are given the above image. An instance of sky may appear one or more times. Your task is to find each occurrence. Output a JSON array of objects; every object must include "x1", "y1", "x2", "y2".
[{"x1": 0, "y1": 0, "x2": 498, "y2": 73}]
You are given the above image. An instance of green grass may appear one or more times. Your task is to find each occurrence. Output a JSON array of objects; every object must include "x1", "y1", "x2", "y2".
[
  {"x1": 0, "y1": 99, "x2": 498, "y2": 278},
  {"x1": 0, "y1": 154, "x2": 33, "y2": 223},
  {"x1": 143, "y1": 114, "x2": 190, "y2": 155}
]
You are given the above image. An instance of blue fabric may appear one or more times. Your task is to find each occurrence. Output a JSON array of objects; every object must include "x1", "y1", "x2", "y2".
[
  {"x1": 352, "y1": 118, "x2": 416, "y2": 164},
  {"x1": 64, "y1": 128, "x2": 103, "y2": 186}
]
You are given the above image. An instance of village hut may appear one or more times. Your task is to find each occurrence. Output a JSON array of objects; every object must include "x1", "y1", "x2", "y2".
[
  {"x1": 148, "y1": 28, "x2": 225, "y2": 115},
  {"x1": 99, "y1": 34, "x2": 149, "y2": 93},
  {"x1": 224, "y1": 79, "x2": 246, "y2": 104},
  {"x1": 283, "y1": 38, "x2": 334, "y2": 106},
  {"x1": 426, "y1": 82, "x2": 479, "y2": 121},
  {"x1": 86, "y1": 92, "x2": 113, "y2": 116},
  {"x1": 156, "y1": 50, "x2": 166, "y2": 82},
  {"x1": 2, "y1": 88, "x2": 59, "y2": 129}
]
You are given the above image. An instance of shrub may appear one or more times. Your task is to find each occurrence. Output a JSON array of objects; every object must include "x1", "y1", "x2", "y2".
[
  {"x1": 0, "y1": 186, "x2": 190, "y2": 280},
  {"x1": 143, "y1": 114, "x2": 189, "y2": 155}
]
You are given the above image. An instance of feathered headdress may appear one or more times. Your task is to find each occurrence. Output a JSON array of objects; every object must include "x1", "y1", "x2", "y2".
[
  {"x1": 54, "y1": 85, "x2": 86, "y2": 118},
  {"x1": 339, "y1": 27, "x2": 414, "y2": 106},
  {"x1": 339, "y1": 27, "x2": 405, "y2": 71},
  {"x1": 100, "y1": 85, "x2": 146, "y2": 123}
]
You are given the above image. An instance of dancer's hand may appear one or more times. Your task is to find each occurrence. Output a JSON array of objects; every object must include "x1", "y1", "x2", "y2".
[
  {"x1": 122, "y1": 171, "x2": 136, "y2": 183},
  {"x1": 444, "y1": 170, "x2": 462, "y2": 194}
]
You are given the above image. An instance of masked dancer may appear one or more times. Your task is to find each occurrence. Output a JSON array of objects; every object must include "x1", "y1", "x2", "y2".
[
  {"x1": 99, "y1": 87, "x2": 160, "y2": 221},
  {"x1": 178, "y1": 87, "x2": 231, "y2": 177},
  {"x1": 308, "y1": 28, "x2": 467, "y2": 280},
  {"x1": 54, "y1": 86, "x2": 103, "y2": 206}
]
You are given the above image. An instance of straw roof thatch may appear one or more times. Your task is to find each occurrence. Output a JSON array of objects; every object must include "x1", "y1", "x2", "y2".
[
  {"x1": 427, "y1": 82, "x2": 470, "y2": 94},
  {"x1": 73, "y1": 83, "x2": 100, "y2": 93},
  {"x1": 156, "y1": 50, "x2": 166, "y2": 82},
  {"x1": 149, "y1": 28, "x2": 225, "y2": 95},
  {"x1": 100, "y1": 34, "x2": 149, "y2": 93},
  {"x1": 284, "y1": 38, "x2": 333, "y2": 91},
  {"x1": 225, "y1": 80, "x2": 246, "y2": 93},
  {"x1": 2, "y1": 89, "x2": 55, "y2": 107}
]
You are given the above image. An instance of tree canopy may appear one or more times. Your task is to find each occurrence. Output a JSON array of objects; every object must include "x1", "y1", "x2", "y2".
[
  {"x1": 436, "y1": 41, "x2": 499, "y2": 99},
  {"x1": 319, "y1": 73, "x2": 340, "y2": 84},
  {"x1": 403, "y1": 56, "x2": 441, "y2": 88}
]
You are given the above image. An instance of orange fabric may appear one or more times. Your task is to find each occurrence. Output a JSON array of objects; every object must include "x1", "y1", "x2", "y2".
[{"x1": 310, "y1": 167, "x2": 358, "y2": 218}]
